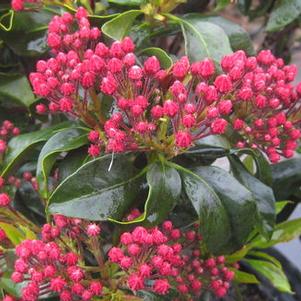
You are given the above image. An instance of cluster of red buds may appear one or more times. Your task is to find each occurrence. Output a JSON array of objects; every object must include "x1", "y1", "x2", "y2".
[
  {"x1": 41, "y1": 214, "x2": 101, "y2": 241},
  {"x1": 0, "y1": 171, "x2": 37, "y2": 208},
  {"x1": 11, "y1": 0, "x2": 41, "y2": 11},
  {"x1": 29, "y1": 7, "x2": 232, "y2": 158},
  {"x1": 0, "y1": 120, "x2": 20, "y2": 156},
  {"x1": 30, "y1": 7, "x2": 301, "y2": 162},
  {"x1": 10, "y1": 239, "x2": 103, "y2": 301},
  {"x1": 6, "y1": 215, "x2": 103, "y2": 301},
  {"x1": 30, "y1": 8, "x2": 102, "y2": 121},
  {"x1": 221, "y1": 50, "x2": 301, "y2": 162},
  {"x1": 0, "y1": 120, "x2": 22, "y2": 208},
  {"x1": 108, "y1": 221, "x2": 236, "y2": 299},
  {"x1": 2, "y1": 217, "x2": 237, "y2": 301}
]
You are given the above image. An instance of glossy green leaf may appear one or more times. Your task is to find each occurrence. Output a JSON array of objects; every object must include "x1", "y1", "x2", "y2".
[
  {"x1": 1, "y1": 122, "x2": 74, "y2": 177},
  {"x1": 0, "y1": 272, "x2": 24, "y2": 297},
  {"x1": 111, "y1": 161, "x2": 182, "y2": 225},
  {"x1": 243, "y1": 155, "x2": 255, "y2": 174},
  {"x1": 251, "y1": 218, "x2": 301, "y2": 249},
  {"x1": 108, "y1": 0, "x2": 144, "y2": 5},
  {"x1": 185, "y1": 135, "x2": 230, "y2": 160},
  {"x1": 248, "y1": 251, "x2": 281, "y2": 268},
  {"x1": 236, "y1": 148, "x2": 272, "y2": 186},
  {"x1": 229, "y1": 155, "x2": 275, "y2": 238},
  {"x1": 173, "y1": 162, "x2": 257, "y2": 254},
  {"x1": 276, "y1": 201, "x2": 292, "y2": 214},
  {"x1": 48, "y1": 154, "x2": 144, "y2": 221},
  {"x1": 266, "y1": 0, "x2": 301, "y2": 32},
  {"x1": 271, "y1": 158, "x2": 301, "y2": 200},
  {"x1": 0, "y1": 10, "x2": 54, "y2": 56},
  {"x1": 245, "y1": 259, "x2": 292, "y2": 293},
  {"x1": 58, "y1": 148, "x2": 90, "y2": 182},
  {"x1": 197, "y1": 15, "x2": 255, "y2": 55},
  {"x1": 233, "y1": 269, "x2": 259, "y2": 284},
  {"x1": 215, "y1": 0, "x2": 231, "y2": 10},
  {"x1": 226, "y1": 246, "x2": 250, "y2": 263},
  {"x1": 180, "y1": 166, "x2": 231, "y2": 254},
  {"x1": 0, "y1": 73, "x2": 35, "y2": 107},
  {"x1": 0, "y1": 222, "x2": 24, "y2": 245},
  {"x1": 168, "y1": 14, "x2": 232, "y2": 64},
  {"x1": 139, "y1": 47, "x2": 173, "y2": 69},
  {"x1": 142, "y1": 162, "x2": 181, "y2": 225},
  {"x1": 102, "y1": 10, "x2": 142, "y2": 40},
  {"x1": 36, "y1": 128, "x2": 89, "y2": 198}
]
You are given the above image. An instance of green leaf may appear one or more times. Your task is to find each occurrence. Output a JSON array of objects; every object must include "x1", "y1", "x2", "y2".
[
  {"x1": 36, "y1": 128, "x2": 89, "y2": 198},
  {"x1": 138, "y1": 47, "x2": 173, "y2": 69},
  {"x1": 142, "y1": 162, "x2": 181, "y2": 225},
  {"x1": 197, "y1": 15, "x2": 255, "y2": 55},
  {"x1": 0, "y1": 222, "x2": 24, "y2": 245},
  {"x1": 236, "y1": 148, "x2": 272, "y2": 186},
  {"x1": 226, "y1": 246, "x2": 250, "y2": 263},
  {"x1": 276, "y1": 200, "x2": 292, "y2": 214},
  {"x1": 111, "y1": 161, "x2": 182, "y2": 225},
  {"x1": 102, "y1": 10, "x2": 142, "y2": 40},
  {"x1": 108, "y1": 0, "x2": 144, "y2": 6},
  {"x1": 180, "y1": 166, "x2": 231, "y2": 254},
  {"x1": 215, "y1": 0, "x2": 231, "y2": 10},
  {"x1": 0, "y1": 273, "x2": 24, "y2": 297},
  {"x1": 173, "y1": 162, "x2": 257, "y2": 254},
  {"x1": 232, "y1": 269, "x2": 259, "y2": 284},
  {"x1": 48, "y1": 154, "x2": 144, "y2": 221},
  {"x1": 185, "y1": 135, "x2": 230, "y2": 160},
  {"x1": 195, "y1": 135, "x2": 231, "y2": 149},
  {"x1": 251, "y1": 218, "x2": 301, "y2": 249},
  {"x1": 271, "y1": 158, "x2": 301, "y2": 200},
  {"x1": 266, "y1": 0, "x2": 301, "y2": 32},
  {"x1": 243, "y1": 155, "x2": 255, "y2": 174},
  {"x1": 245, "y1": 259, "x2": 292, "y2": 293},
  {"x1": 0, "y1": 73, "x2": 35, "y2": 107},
  {"x1": 248, "y1": 251, "x2": 281, "y2": 268},
  {"x1": 168, "y1": 14, "x2": 232, "y2": 64},
  {"x1": 58, "y1": 148, "x2": 90, "y2": 182},
  {"x1": 229, "y1": 155, "x2": 275, "y2": 238},
  {"x1": 1, "y1": 122, "x2": 74, "y2": 177},
  {"x1": 0, "y1": 10, "x2": 54, "y2": 56}
]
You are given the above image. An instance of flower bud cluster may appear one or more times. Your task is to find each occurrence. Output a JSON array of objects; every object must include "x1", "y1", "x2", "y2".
[
  {"x1": 108, "y1": 221, "x2": 235, "y2": 298},
  {"x1": 30, "y1": 7, "x2": 301, "y2": 162},
  {"x1": 41, "y1": 214, "x2": 102, "y2": 241},
  {"x1": 0, "y1": 120, "x2": 22, "y2": 208},
  {"x1": 11, "y1": 0, "x2": 40, "y2": 11},
  {"x1": 30, "y1": 7, "x2": 231, "y2": 157},
  {"x1": 10, "y1": 239, "x2": 103, "y2": 301},
  {"x1": 221, "y1": 50, "x2": 301, "y2": 162},
  {"x1": 0, "y1": 120, "x2": 20, "y2": 155}
]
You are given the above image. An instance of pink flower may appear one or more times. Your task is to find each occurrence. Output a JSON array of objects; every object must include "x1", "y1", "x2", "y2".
[
  {"x1": 211, "y1": 118, "x2": 228, "y2": 134},
  {"x1": 153, "y1": 279, "x2": 170, "y2": 295},
  {"x1": 173, "y1": 56, "x2": 190, "y2": 79},
  {"x1": 108, "y1": 247, "x2": 124, "y2": 263},
  {"x1": 0, "y1": 193, "x2": 10, "y2": 206},
  {"x1": 175, "y1": 131, "x2": 192, "y2": 148},
  {"x1": 89, "y1": 281, "x2": 103, "y2": 295},
  {"x1": 36, "y1": 104, "x2": 47, "y2": 114},
  {"x1": 214, "y1": 74, "x2": 232, "y2": 93},
  {"x1": 86, "y1": 223, "x2": 101, "y2": 237},
  {"x1": 88, "y1": 144, "x2": 100, "y2": 157},
  {"x1": 127, "y1": 274, "x2": 144, "y2": 291}
]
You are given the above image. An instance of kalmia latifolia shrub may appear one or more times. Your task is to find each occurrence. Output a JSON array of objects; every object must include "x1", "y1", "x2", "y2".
[
  {"x1": 2, "y1": 4, "x2": 301, "y2": 301},
  {"x1": 30, "y1": 8, "x2": 301, "y2": 162},
  {"x1": 7, "y1": 216, "x2": 236, "y2": 301},
  {"x1": 109, "y1": 222, "x2": 235, "y2": 299}
]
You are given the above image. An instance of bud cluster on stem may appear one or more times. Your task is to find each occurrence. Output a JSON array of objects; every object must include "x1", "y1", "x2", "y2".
[{"x1": 30, "y1": 7, "x2": 301, "y2": 162}]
